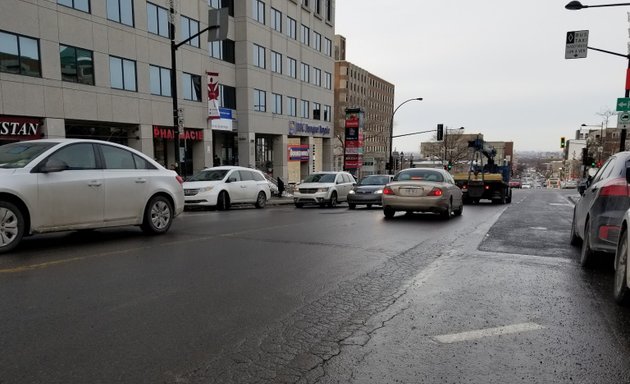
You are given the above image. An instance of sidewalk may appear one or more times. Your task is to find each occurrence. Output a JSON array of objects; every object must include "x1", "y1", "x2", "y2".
[{"x1": 267, "y1": 196, "x2": 296, "y2": 206}]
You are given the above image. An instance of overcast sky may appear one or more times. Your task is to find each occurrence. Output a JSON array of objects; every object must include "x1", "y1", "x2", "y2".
[{"x1": 335, "y1": 0, "x2": 629, "y2": 153}]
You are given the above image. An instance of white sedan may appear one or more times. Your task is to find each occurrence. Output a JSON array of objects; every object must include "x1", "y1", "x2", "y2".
[{"x1": 0, "y1": 139, "x2": 184, "y2": 254}]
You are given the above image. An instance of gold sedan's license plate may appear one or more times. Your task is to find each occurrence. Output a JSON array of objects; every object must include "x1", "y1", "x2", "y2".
[{"x1": 400, "y1": 187, "x2": 422, "y2": 196}]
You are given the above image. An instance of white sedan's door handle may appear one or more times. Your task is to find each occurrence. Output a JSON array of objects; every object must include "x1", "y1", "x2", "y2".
[
  {"x1": 241, "y1": 185, "x2": 247, "y2": 188},
  {"x1": 88, "y1": 180, "x2": 102, "y2": 187},
  {"x1": 135, "y1": 178, "x2": 147, "y2": 184}
]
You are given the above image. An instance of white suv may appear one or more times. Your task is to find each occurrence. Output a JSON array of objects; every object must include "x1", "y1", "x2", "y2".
[
  {"x1": 183, "y1": 166, "x2": 271, "y2": 210},
  {"x1": 294, "y1": 171, "x2": 356, "y2": 208}
]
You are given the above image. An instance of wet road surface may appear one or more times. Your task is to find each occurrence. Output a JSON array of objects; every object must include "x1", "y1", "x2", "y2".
[{"x1": 1, "y1": 189, "x2": 629, "y2": 383}]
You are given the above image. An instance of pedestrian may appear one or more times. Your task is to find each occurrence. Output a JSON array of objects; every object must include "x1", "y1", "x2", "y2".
[
  {"x1": 277, "y1": 176, "x2": 285, "y2": 197},
  {"x1": 213, "y1": 154, "x2": 220, "y2": 167}
]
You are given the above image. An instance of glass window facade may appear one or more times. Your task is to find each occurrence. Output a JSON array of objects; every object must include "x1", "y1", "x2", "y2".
[
  {"x1": 183, "y1": 73, "x2": 201, "y2": 101},
  {"x1": 181, "y1": 16, "x2": 200, "y2": 48},
  {"x1": 107, "y1": 0, "x2": 134, "y2": 26},
  {"x1": 59, "y1": 44, "x2": 94, "y2": 85},
  {"x1": 147, "y1": 2, "x2": 169, "y2": 38},
  {"x1": 109, "y1": 56, "x2": 136, "y2": 91},
  {"x1": 254, "y1": 89, "x2": 266, "y2": 112},
  {"x1": 0, "y1": 31, "x2": 40, "y2": 77},
  {"x1": 149, "y1": 65, "x2": 171, "y2": 96}
]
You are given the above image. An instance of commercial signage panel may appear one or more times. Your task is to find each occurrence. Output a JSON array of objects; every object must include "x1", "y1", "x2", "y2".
[
  {"x1": 288, "y1": 144, "x2": 310, "y2": 161},
  {"x1": 153, "y1": 126, "x2": 204, "y2": 141},
  {"x1": 0, "y1": 116, "x2": 42, "y2": 140}
]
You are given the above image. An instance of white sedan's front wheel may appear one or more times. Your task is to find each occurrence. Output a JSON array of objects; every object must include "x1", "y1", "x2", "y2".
[{"x1": 0, "y1": 201, "x2": 25, "y2": 254}]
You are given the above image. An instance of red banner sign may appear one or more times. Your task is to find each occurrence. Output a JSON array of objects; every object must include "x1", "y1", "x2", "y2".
[
  {"x1": 0, "y1": 116, "x2": 42, "y2": 140},
  {"x1": 153, "y1": 126, "x2": 204, "y2": 141}
]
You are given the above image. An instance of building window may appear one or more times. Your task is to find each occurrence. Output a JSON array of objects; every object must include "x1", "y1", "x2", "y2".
[
  {"x1": 300, "y1": 62, "x2": 309, "y2": 82},
  {"x1": 254, "y1": 89, "x2": 266, "y2": 112},
  {"x1": 109, "y1": 56, "x2": 136, "y2": 91},
  {"x1": 287, "y1": 17, "x2": 297, "y2": 39},
  {"x1": 210, "y1": 39, "x2": 235, "y2": 64},
  {"x1": 300, "y1": 24, "x2": 310, "y2": 45},
  {"x1": 219, "y1": 84, "x2": 237, "y2": 109},
  {"x1": 303, "y1": 0, "x2": 310, "y2": 9},
  {"x1": 300, "y1": 100, "x2": 309, "y2": 119},
  {"x1": 271, "y1": 8, "x2": 282, "y2": 32},
  {"x1": 313, "y1": 102, "x2": 321, "y2": 120},
  {"x1": 324, "y1": 71, "x2": 332, "y2": 89},
  {"x1": 149, "y1": 65, "x2": 171, "y2": 96},
  {"x1": 0, "y1": 31, "x2": 41, "y2": 77},
  {"x1": 107, "y1": 0, "x2": 133, "y2": 26},
  {"x1": 272, "y1": 93, "x2": 282, "y2": 114},
  {"x1": 324, "y1": 38, "x2": 332, "y2": 56},
  {"x1": 313, "y1": 67, "x2": 321, "y2": 86},
  {"x1": 183, "y1": 73, "x2": 201, "y2": 101},
  {"x1": 57, "y1": 0, "x2": 90, "y2": 13},
  {"x1": 60, "y1": 45, "x2": 94, "y2": 85},
  {"x1": 210, "y1": 0, "x2": 234, "y2": 16},
  {"x1": 326, "y1": 0, "x2": 332, "y2": 22},
  {"x1": 253, "y1": 0, "x2": 265, "y2": 24},
  {"x1": 181, "y1": 16, "x2": 200, "y2": 48},
  {"x1": 147, "y1": 2, "x2": 169, "y2": 38},
  {"x1": 287, "y1": 57, "x2": 297, "y2": 78},
  {"x1": 313, "y1": 31, "x2": 321, "y2": 51},
  {"x1": 253, "y1": 44, "x2": 266, "y2": 69},
  {"x1": 315, "y1": 0, "x2": 321, "y2": 14},
  {"x1": 287, "y1": 97, "x2": 297, "y2": 117},
  {"x1": 324, "y1": 105, "x2": 331, "y2": 122},
  {"x1": 271, "y1": 51, "x2": 282, "y2": 73}
]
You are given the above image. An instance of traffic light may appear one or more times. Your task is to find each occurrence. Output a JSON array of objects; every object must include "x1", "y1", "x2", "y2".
[
  {"x1": 447, "y1": 161, "x2": 453, "y2": 170},
  {"x1": 437, "y1": 124, "x2": 444, "y2": 141},
  {"x1": 560, "y1": 137, "x2": 565, "y2": 148}
]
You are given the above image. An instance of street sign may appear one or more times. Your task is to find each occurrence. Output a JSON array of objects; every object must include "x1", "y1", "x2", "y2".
[
  {"x1": 619, "y1": 111, "x2": 630, "y2": 128},
  {"x1": 565, "y1": 30, "x2": 589, "y2": 59},
  {"x1": 617, "y1": 98, "x2": 630, "y2": 112}
]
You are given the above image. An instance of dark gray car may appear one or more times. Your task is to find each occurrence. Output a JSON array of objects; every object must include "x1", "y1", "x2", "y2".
[
  {"x1": 347, "y1": 174, "x2": 393, "y2": 209},
  {"x1": 571, "y1": 152, "x2": 630, "y2": 268}
]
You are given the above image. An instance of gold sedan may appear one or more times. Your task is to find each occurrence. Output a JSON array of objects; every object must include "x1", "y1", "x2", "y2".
[{"x1": 382, "y1": 168, "x2": 464, "y2": 219}]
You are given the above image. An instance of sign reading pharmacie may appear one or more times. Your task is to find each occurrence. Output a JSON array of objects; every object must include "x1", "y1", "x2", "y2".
[
  {"x1": 153, "y1": 126, "x2": 204, "y2": 141},
  {"x1": 0, "y1": 116, "x2": 43, "y2": 140}
]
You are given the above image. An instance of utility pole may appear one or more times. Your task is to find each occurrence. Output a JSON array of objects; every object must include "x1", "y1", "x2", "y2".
[{"x1": 169, "y1": 4, "x2": 228, "y2": 174}]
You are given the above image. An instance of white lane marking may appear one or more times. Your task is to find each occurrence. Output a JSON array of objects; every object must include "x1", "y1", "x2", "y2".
[
  {"x1": 433, "y1": 322, "x2": 544, "y2": 344},
  {"x1": 530, "y1": 227, "x2": 547, "y2": 230},
  {"x1": 549, "y1": 203, "x2": 573, "y2": 207}
]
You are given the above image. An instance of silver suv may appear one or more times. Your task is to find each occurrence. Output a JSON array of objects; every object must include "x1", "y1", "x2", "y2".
[{"x1": 293, "y1": 172, "x2": 356, "y2": 208}]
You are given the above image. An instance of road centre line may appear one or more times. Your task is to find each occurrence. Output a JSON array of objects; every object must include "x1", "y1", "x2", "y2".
[{"x1": 433, "y1": 322, "x2": 544, "y2": 344}]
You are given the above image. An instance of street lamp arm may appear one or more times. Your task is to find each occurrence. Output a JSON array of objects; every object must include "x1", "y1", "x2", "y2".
[
  {"x1": 175, "y1": 25, "x2": 220, "y2": 50},
  {"x1": 392, "y1": 129, "x2": 436, "y2": 138},
  {"x1": 566, "y1": 1, "x2": 630, "y2": 9},
  {"x1": 587, "y1": 46, "x2": 629, "y2": 59},
  {"x1": 389, "y1": 97, "x2": 423, "y2": 174}
]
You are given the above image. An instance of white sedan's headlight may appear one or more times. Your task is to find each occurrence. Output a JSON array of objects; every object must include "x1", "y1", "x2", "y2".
[
  {"x1": 348, "y1": 190, "x2": 356, "y2": 194},
  {"x1": 316, "y1": 187, "x2": 329, "y2": 193},
  {"x1": 374, "y1": 189, "x2": 383, "y2": 194},
  {"x1": 198, "y1": 186, "x2": 214, "y2": 193}
]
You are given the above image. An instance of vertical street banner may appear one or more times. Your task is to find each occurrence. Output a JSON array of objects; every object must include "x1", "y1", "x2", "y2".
[
  {"x1": 344, "y1": 108, "x2": 364, "y2": 170},
  {"x1": 207, "y1": 71, "x2": 220, "y2": 120}
]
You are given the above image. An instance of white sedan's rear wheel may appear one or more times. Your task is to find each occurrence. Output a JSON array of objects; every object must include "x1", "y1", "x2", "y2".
[{"x1": 141, "y1": 196, "x2": 173, "y2": 235}]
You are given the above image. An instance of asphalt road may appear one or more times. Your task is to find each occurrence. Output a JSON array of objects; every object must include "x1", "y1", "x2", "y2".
[{"x1": 1, "y1": 189, "x2": 629, "y2": 383}]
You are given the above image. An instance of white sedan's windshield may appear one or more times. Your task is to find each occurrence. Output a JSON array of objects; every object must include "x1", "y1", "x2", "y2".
[{"x1": 0, "y1": 142, "x2": 57, "y2": 169}]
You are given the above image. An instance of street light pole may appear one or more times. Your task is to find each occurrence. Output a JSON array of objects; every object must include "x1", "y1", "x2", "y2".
[
  {"x1": 566, "y1": 1, "x2": 630, "y2": 152},
  {"x1": 389, "y1": 97, "x2": 423, "y2": 174},
  {"x1": 169, "y1": 7, "x2": 226, "y2": 174}
]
